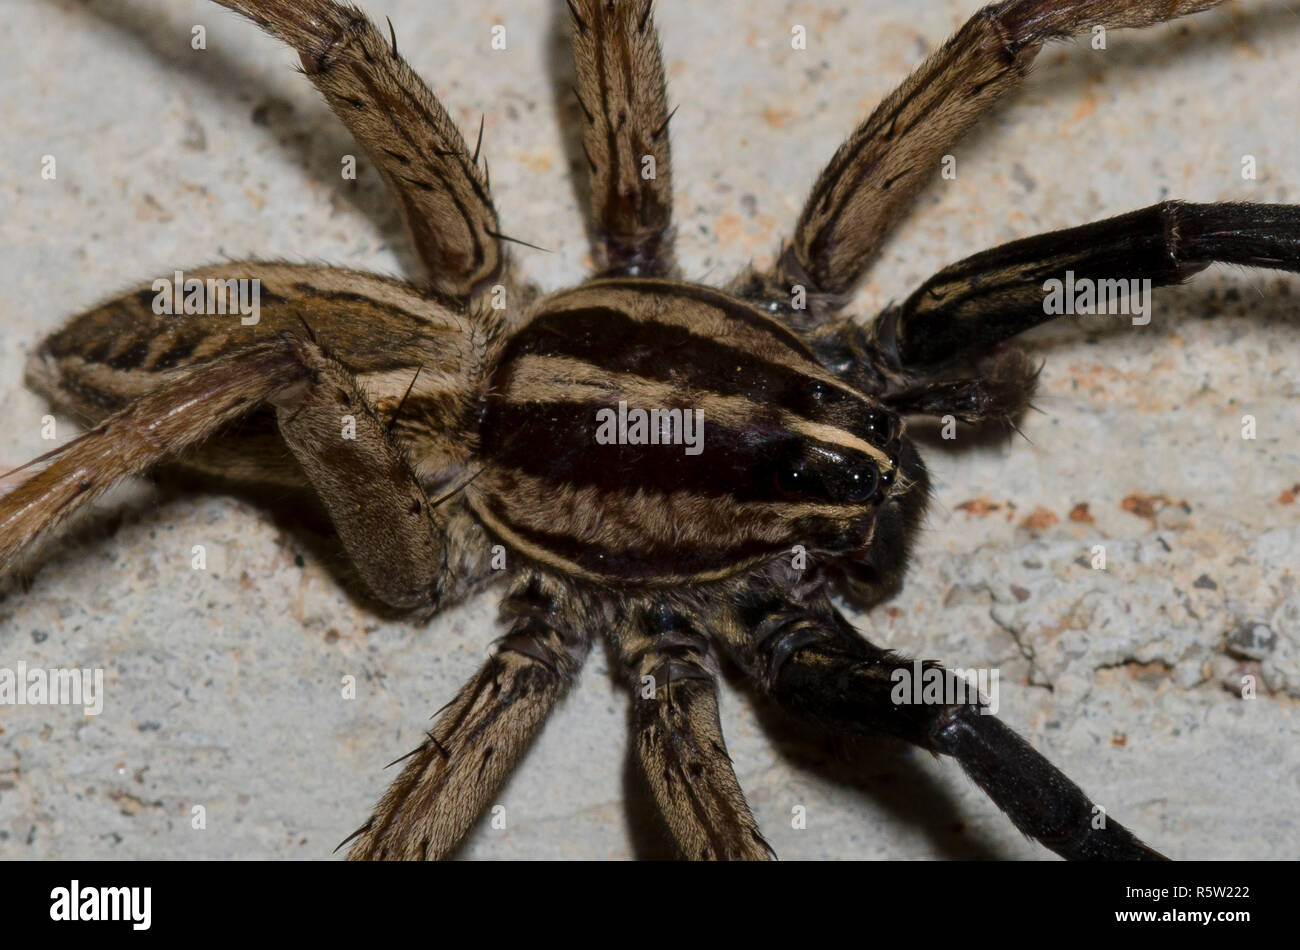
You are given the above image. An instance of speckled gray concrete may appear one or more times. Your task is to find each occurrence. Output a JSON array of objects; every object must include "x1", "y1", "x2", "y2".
[{"x1": 1, "y1": 0, "x2": 1298, "y2": 860}]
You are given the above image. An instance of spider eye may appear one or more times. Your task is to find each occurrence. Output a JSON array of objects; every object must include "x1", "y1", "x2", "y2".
[
  {"x1": 842, "y1": 464, "x2": 879, "y2": 504},
  {"x1": 774, "y1": 461, "x2": 811, "y2": 498},
  {"x1": 863, "y1": 410, "x2": 888, "y2": 436}
]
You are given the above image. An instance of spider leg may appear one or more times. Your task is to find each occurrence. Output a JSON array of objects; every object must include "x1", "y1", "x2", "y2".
[
  {"x1": 878, "y1": 347, "x2": 1043, "y2": 429},
  {"x1": 567, "y1": 0, "x2": 676, "y2": 277},
  {"x1": 5, "y1": 326, "x2": 480, "y2": 611},
  {"x1": 812, "y1": 200, "x2": 1300, "y2": 415},
  {"x1": 0, "y1": 339, "x2": 307, "y2": 572},
  {"x1": 273, "y1": 338, "x2": 475, "y2": 611},
  {"x1": 711, "y1": 572, "x2": 1165, "y2": 860},
  {"x1": 801, "y1": 312, "x2": 1044, "y2": 432},
  {"x1": 733, "y1": 0, "x2": 1231, "y2": 323},
  {"x1": 346, "y1": 573, "x2": 591, "y2": 860},
  {"x1": 610, "y1": 600, "x2": 772, "y2": 860},
  {"x1": 872, "y1": 200, "x2": 1300, "y2": 369},
  {"x1": 211, "y1": 1, "x2": 504, "y2": 303}
]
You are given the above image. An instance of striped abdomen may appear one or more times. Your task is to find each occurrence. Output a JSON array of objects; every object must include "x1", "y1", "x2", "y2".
[
  {"x1": 26, "y1": 264, "x2": 488, "y2": 488},
  {"x1": 470, "y1": 279, "x2": 907, "y2": 584}
]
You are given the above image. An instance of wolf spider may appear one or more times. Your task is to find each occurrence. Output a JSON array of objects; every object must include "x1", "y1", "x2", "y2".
[{"x1": 3, "y1": 0, "x2": 1297, "y2": 860}]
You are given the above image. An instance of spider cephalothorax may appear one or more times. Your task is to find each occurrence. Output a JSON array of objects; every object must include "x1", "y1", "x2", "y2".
[
  {"x1": 473, "y1": 279, "x2": 909, "y2": 584},
  {"x1": 3, "y1": 0, "x2": 1298, "y2": 861}
]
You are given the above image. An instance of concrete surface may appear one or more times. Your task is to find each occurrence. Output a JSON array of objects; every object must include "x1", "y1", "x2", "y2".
[{"x1": 1, "y1": 0, "x2": 1297, "y2": 860}]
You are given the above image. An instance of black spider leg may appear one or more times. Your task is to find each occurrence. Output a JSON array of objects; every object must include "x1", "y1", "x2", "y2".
[
  {"x1": 712, "y1": 573, "x2": 1166, "y2": 860},
  {"x1": 810, "y1": 201, "x2": 1300, "y2": 421},
  {"x1": 873, "y1": 200, "x2": 1300, "y2": 370}
]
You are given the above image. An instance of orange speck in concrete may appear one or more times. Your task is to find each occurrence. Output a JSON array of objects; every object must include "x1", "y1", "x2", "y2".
[
  {"x1": 762, "y1": 107, "x2": 794, "y2": 128},
  {"x1": 519, "y1": 150, "x2": 554, "y2": 173},
  {"x1": 1020, "y1": 507, "x2": 1059, "y2": 533},
  {"x1": 1121, "y1": 493, "x2": 1188, "y2": 525},
  {"x1": 955, "y1": 498, "x2": 1001, "y2": 518}
]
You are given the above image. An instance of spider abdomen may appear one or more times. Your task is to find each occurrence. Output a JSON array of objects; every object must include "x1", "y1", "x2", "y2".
[{"x1": 468, "y1": 278, "x2": 904, "y2": 584}]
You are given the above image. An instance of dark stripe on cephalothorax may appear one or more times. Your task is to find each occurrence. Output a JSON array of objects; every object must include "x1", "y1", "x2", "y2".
[
  {"x1": 496, "y1": 304, "x2": 889, "y2": 443},
  {"x1": 594, "y1": 279, "x2": 814, "y2": 360},
  {"x1": 480, "y1": 397, "x2": 832, "y2": 504}
]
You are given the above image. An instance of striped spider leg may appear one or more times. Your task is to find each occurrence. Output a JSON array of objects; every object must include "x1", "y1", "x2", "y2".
[
  {"x1": 4, "y1": 273, "x2": 496, "y2": 614},
  {"x1": 210, "y1": 0, "x2": 506, "y2": 303}
]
